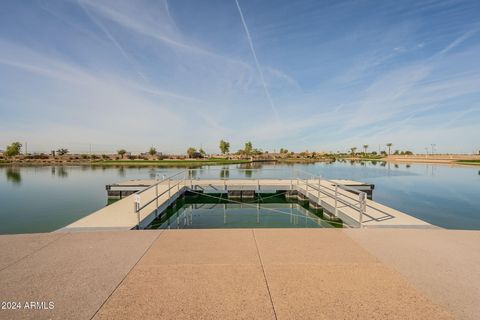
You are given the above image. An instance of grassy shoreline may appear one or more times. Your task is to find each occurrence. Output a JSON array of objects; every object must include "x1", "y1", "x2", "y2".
[
  {"x1": 2, "y1": 157, "x2": 480, "y2": 167},
  {"x1": 91, "y1": 159, "x2": 252, "y2": 166},
  {"x1": 0, "y1": 158, "x2": 253, "y2": 167},
  {"x1": 456, "y1": 160, "x2": 480, "y2": 165}
]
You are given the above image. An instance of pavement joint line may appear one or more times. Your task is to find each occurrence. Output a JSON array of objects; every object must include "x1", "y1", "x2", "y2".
[
  {"x1": 252, "y1": 229, "x2": 278, "y2": 320},
  {"x1": 89, "y1": 230, "x2": 166, "y2": 320},
  {"x1": 0, "y1": 232, "x2": 70, "y2": 273}
]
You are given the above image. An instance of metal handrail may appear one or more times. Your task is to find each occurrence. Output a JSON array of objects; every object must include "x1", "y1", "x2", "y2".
[
  {"x1": 302, "y1": 181, "x2": 365, "y2": 214},
  {"x1": 136, "y1": 180, "x2": 184, "y2": 212},
  {"x1": 292, "y1": 168, "x2": 394, "y2": 221},
  {"x1": 132, "y1": 168, "x2": 377, "y2": 229},
  {"x1": 136, "y1": 170, "x2": 187, "y2": 195},
  {"x1": 286, "y1": 169, "x2": 367, "y2": 227},
  {"x1": 134, "y1": 170, "x2": 187, "y2": 229},
  {"x1": 304, "y1": 179, "x2": 394, "y2": 219}
]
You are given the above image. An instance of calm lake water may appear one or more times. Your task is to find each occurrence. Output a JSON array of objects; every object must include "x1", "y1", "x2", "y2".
[
  {"x1": 0, "y1": 161, "x2": 479, "y2": 234},
  {"x1": 148, "y1": 193, "x2": 342, "y2": 230}
]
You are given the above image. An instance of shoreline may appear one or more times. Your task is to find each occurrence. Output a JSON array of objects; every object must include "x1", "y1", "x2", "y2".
[
  {"x1": 1, "y1": 157, "x2": 479, "y2": 167},
  {"x1": 0, "y1": 159, "x2": 252, "y2": 167}
]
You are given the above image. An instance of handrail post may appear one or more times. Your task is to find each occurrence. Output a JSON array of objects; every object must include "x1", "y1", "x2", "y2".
[
  {"x1": 257, "y1": 179, "x2": 260, "y2": 192},
  {"x1": 334, "y1": 184, "x2": 338, "y2": 217},
  {"x1": 168, "y1": 178, "x2": 171, "y2": 199},
  {"x1": 257, "y1": 203, "x2": 260, "y2": 223},
  {"x1": 189, "y1": 169, "x2": 193, "y2": 189},
  {"x1": 317, "y1": 177, "x2": 321, "y2": 201},
  {"x1": 358, "y1": 192, "x2": 365, "y2": 228},
  {"x1": 155, "y1": 184, "x2": 159, "y2": 218},
  {"x1": 134, "y1": 194, "x2": 141, "y2": 230},
  {"x1": 305, "y1": 178, "x2": 309, "y2": 197}
]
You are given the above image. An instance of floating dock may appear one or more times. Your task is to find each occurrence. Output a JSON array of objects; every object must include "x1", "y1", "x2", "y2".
[{"x1": 60, "y1": 176, "x2": 434, "y2": 231}]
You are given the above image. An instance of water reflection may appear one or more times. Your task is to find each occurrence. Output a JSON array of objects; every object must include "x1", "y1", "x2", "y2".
[
  {"x1": 6, "y1": 167, "x2": 21, "y2": 185},
  {"x1": 220, "y1": 167, "x2": 229, "y2": 179},
  {"x1": 149, "y1": 194, "x2": 341, "y2": 229},
  {"x1": 117, "y1": 166, "x2": 126, "y2": 177},
  {"x1": 188, "y1": 169, "x2": 198, "y2": 179},
  {"x1": 51, "y1": 166, "x2": 68, "y2": 178},
  {"x1": 238, "y1": 163, "x2": 259, "y2": 178},
  {"x1": 148, "y1": 168, "x2": 156, "y2": 179},
  {"x1": 57, "y1": 166, "x2": 68, "y2": 178}
]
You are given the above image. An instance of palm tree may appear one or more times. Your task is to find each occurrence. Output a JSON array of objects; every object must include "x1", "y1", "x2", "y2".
[
  {"x1": 363, "y1": 144, "x2": 369, "y2": 154},
  {"x1": 350, "y1": 147, "x2": 357, "y2": 155},
  {"x1": 386, "y1": 143, "x2": 393, "y2": 155}
]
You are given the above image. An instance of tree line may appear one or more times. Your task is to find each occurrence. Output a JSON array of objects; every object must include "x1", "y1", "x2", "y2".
[{"x1": 2, "y1": 140, "x2": 415, "y2": 160}]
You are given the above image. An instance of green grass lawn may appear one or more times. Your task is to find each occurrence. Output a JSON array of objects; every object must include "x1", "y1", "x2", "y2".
[
  {"x1": 456, "y1": 160, "x2": 480, "y2": 165},
  {"x1": 91, "y1": 158, "x2": 251, "y2": 166}
]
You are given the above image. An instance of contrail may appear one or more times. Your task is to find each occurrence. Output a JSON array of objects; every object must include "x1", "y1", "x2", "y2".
[
  {"x1": 79, "y1": 1, "x2": 149, "y2": 82},
  {"x1": 235, "y1": 0, "x2": 279, "y2": 119}
]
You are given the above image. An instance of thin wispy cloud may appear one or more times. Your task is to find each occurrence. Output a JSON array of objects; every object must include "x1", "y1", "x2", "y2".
[
  {"x1": 79, "y1": 1, "x2": 149, "y2": 82},
  {"x1": 434, "y1": 28, "x2": 479, "y2": 57},
  {"x1": 235, "y1": 0, "x2": 279, "y2": 119}
]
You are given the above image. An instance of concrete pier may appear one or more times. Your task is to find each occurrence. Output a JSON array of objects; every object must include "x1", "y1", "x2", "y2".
[
  {"x1": 1, "y1": 229, "x2": 478, "y2": 319},
  {"x1": 61, "y1": 178, "x2": 432, "y2": 231}
]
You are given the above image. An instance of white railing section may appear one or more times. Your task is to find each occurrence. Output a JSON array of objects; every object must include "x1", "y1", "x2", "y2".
[
  {"x1": 133, "y1": 170, "x2": 188, "y2": 229},
  {"x1": 292, "y1": 168, "x2": 394, "y2": 227},
  {"x1": 131, "y1": 168, "x2": 383, "y2": 229}
]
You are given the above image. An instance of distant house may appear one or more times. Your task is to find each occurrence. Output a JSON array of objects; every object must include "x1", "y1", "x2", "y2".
[{"x1": 191, "y1": 151, "x2": 204, "y2": 159}]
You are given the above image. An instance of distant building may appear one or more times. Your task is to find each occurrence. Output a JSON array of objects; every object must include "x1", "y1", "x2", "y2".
[{"x1": 191, "y1": 151, "x2": 203, "y2": 158}]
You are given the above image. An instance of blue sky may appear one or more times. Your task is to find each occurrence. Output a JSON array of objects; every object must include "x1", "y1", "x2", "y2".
[{"x1": 1, "y1": 0, "x2": 479, "y2": 154}]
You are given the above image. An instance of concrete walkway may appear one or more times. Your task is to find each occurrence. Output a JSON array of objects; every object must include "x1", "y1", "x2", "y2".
[{"x1": 1, "y1": 229, "x2": 478, "y2": 319}]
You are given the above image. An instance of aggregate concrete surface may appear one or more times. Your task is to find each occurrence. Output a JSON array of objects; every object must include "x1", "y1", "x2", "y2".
[{"x1": 1, "y1": 229, "x2": 478, "y2": 319}]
